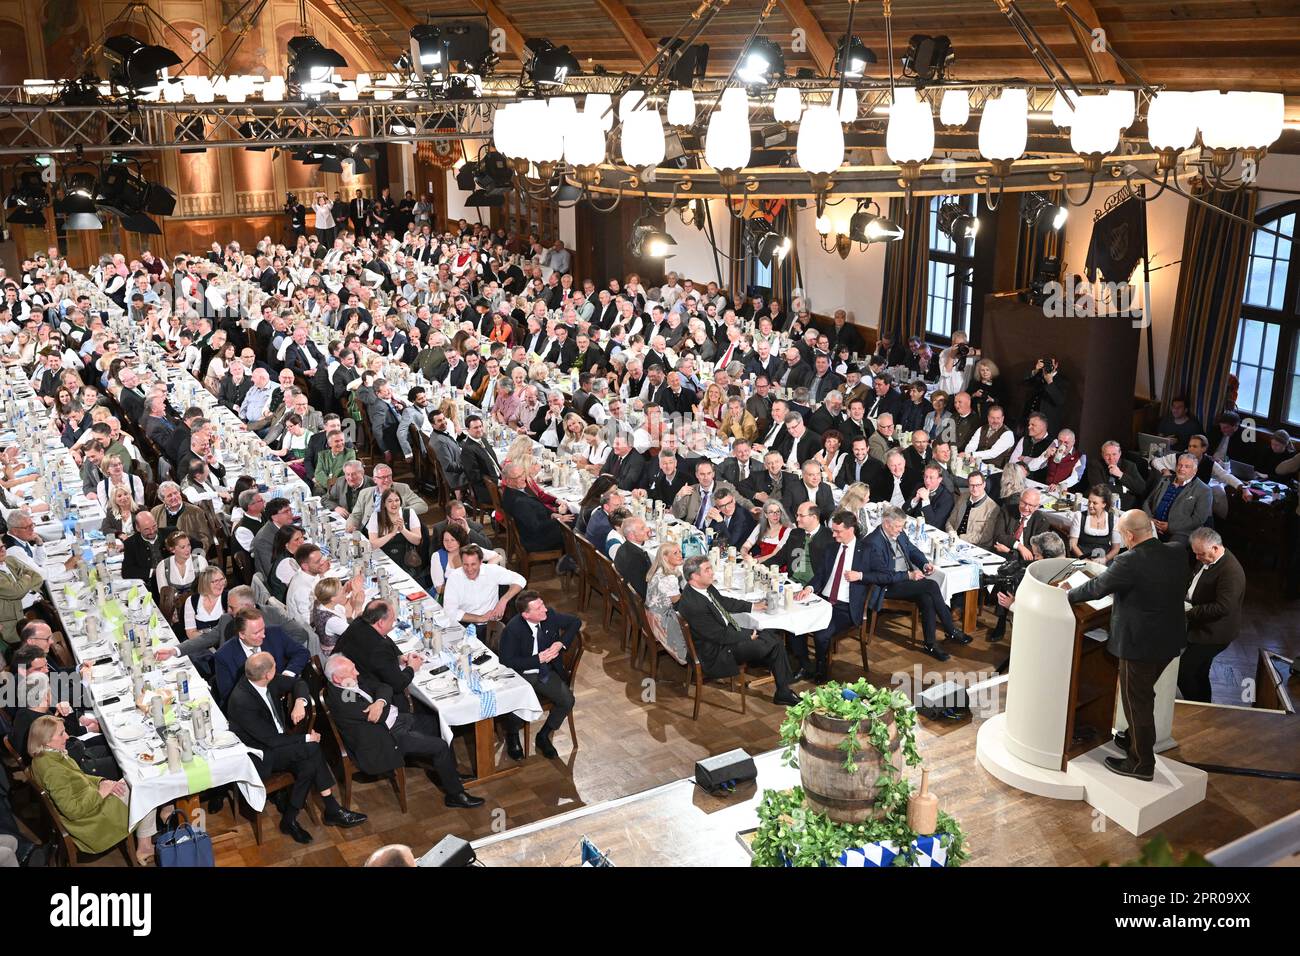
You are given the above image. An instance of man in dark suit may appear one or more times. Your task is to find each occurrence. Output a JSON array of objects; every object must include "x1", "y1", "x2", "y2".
[
  {"x1": 677, "y1": 555, "x2": 799, "y2": 705},
  {"x1": 600, "y1": 434, "x2": 647, "y2": 492},
  {"x1": 862, "y1": 506, "x2": 971, "y2": 661},
  {"x1": 498, "y1": 591, "x2": 581, "y2": 760},
  {"x1": 349, "y1": 189, "x2": 369, "y2": 233},
  {"x1": 864, "y1": 374, "x2": 903, "y2": 421},
  {"x1": 776, "y1": 347, "x2": 813, "y2": 390},
  {"x1": 993, "y1": 487, "x2": 1061, "y2": 560},
  {"x1": 716, "y1": 441, "x2": 761, "y2": 499},
  {"x1": 283, "y1": 329, "x2": 326, "y2": 380},
  {"x1": 1180, "y1": 528, "x2": 1245, "y2": 703},
  {"x1": 765, "y1": 502, "x2": 834, "y2": 586},
  {"x1": 839, "y1": 436, "x2": 888, "y2": 489},
  {"x1": 796, "y1": 511, "x2": 871, "y2": 682},
  {"x1": 501, "y1": 462, "x2": 569, "y2": 552},
  {"x1": 458, "y1": 414, "x2": 501, "y2": 508},
  {"x1": 636, "y1": 451, "x2": 688, "y2": 507},
  {"x1": 869, "y1": 450, "x2": 921, "y2": 508},
  {"x1": 613, "y1": 518, "x2": 652, "y2": 597},
  {"x1": 1085, "y1": 441, "x2": 1147, "y2": 511},
  {"x1": 213, "y1": 608, "x2": 310, "y2": 705},
  {"x1": 1142, "y1": 454, "x2": 1212, "y2": 545},
  {"x1": 1065, "y1": 510, "x2": 1192, "y2": 780},
  {"x1": 322, "y1": 655, "x2": 483, "y2": 808},
  {"x1": 905, "y1": 463, "x2": 956, "y2": 529},
  {"x1": 781, "y1": 460, "x2": 837, "y2": 523},
  {"x1": 225, "y1": 650, "x2": 366, "y2": 843},
  {"x1": 707, "y1": 488, "x2": 758, "y2": 549},
  {"x1": 120, "y1": 510, "x2": 165, "y2": 590},
  {"x1": 332, "y1": 600, "x2": 425, "y2": 713},
  {"x1": 583, "y1": 487, "x2": 624, "y2": 553},
  {"x1": 807, "y1": 354, "x2": 844, "y2": 405}
]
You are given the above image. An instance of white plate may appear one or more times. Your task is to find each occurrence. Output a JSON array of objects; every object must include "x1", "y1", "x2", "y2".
[
  {"x1": 92, "y1": 663, "x2": 121, "y2": 679},
  {"x1": 116, "y1": 725, "x2": 146, "y2": 742},
  {"x1": 211, "y1": 731, "x2": 241, "y2": 749}
]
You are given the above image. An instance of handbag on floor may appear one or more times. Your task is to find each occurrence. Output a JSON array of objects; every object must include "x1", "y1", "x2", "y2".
[{"x1": 154, "y1": 811, "x2": 215, "y2": 867}]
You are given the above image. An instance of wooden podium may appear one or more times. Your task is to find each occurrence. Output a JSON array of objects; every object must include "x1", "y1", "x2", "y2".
[{"x1": 1061, "y1": 600, "x2": 1119, "y2": 770}]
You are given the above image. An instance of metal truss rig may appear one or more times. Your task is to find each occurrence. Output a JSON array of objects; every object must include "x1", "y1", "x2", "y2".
[{"x1": 0, "y1": 79, "x2": 1154, "y2": 158}]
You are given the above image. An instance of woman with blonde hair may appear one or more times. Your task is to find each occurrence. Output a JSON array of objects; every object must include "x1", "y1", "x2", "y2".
[
  {"x1": 182, "y1": 566, "x2": 227, "y2": 639},
  {"x1": 717, "y1": 396, "x2": 758, "y2": 442},
  {"x1": 839, "y1": 482, "x2": 880, "y2": 535},
  {"x1": 101, "y1": 485, "x2": 140, "y2": 543},
  {"x1": 695, "y1": 382, "x2": 725, "y2": 429},
  {"x1": 29, "y1": 714, "x2": 159, "y2": 865},
  {"x1": 644, "y1": 540, "x2": 688, "y2": 666},
  {"x1": 558, "y1": 413, "x2": 589, "y2": 457},
  {"x1": 573, "y1": 424, "x2": 611, "y2": 474},
  {"x1": 310, "y1": 576, "x2": 363, "y2": 657},
  {"x1": 999, "y1": 458, "x2": 1029, "y2": 502},
  {"x1": 503, "y1": 435, "x2": 562, "y2": 509}
]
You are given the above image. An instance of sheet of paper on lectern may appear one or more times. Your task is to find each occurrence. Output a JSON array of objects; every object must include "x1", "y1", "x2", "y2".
[{"x1": 1062, "y1": 570, "x2": 1111, "y2": 610}]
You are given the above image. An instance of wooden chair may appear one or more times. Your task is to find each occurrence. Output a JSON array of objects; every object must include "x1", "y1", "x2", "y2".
[
  {"x1": 3, "y1": 734, "x2": 28, "y2": 771},
  {"x1": 232, "y1": 549, "x2": 254, "y2": 587},
  {"x1": 864, "y1": 585, "x2": 921, "y2": 654},
  {"x1": 678, "y1": 615, "x2": 751, "y2": 720},
  {"x1": 522, "y1": 631, "x2": 584, "y2": 757},
  {"x1": 572, "y1": 535, "x2": 607, "y2": 614},
  {"x1": 554, "y1": 519, "x2": 582, "y2": 598},
  {"x1": 33, "y1": 785, "x2": 136, "y2": 867},
  {"x1": 306, "y1": 659, "x2": 407, "y2": 814},
  {"x1": 591, "y1": 547, "x2": 630, "y2": 647},
  {"x1": 502, "y1": 511, "x2": 563, "y2": 580}
]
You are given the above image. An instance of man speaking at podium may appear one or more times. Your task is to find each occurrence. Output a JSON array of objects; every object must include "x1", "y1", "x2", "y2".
[{"x1": 1062, "y1": 510, "x2": 1190, "y2": 782}]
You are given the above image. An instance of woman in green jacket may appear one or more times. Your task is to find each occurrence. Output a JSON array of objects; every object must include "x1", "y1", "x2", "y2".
[{"x1": 29, "y1": 715, "x2": 157, "y2": 865}]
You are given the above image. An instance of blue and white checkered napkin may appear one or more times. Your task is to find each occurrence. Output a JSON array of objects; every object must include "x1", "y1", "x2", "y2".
[
  {"x1": 837, "y1": 834, "x2": 949, "y2": 868},
  {"x1": 455, "y1": 662, "x2": 497, "y2": 719}
]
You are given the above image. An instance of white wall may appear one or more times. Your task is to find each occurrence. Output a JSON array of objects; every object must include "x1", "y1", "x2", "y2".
[
  {"x1": 559, "y1": 204, "x2": 577, "y2": 249},
  {"x1": 665, "y1": 198, "x2": 731, "y2": 288},
  {"x1": 444, "y1": 167, "x2": 474, "y2": 226},
  {"x1": 791, "y1": 204, "x2": 887, "y2": 329}
]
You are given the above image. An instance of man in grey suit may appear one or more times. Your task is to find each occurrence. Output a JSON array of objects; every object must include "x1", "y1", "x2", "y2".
[
  {"x1": 324, "y1": 461, "x2": 374, "y2": 517},
  {"x1": 670, "y1": 460, "x2": 750, "y2": 528},
  {"x1": 253, "y1": 497, "x2": 297, "y2": 579},
  {"x1": 346, "y1": 463, "x2": 428, "y2": 532},
  {"x1": 1142, "y1": 453, "x2": 1212, "y2": 544},
  {"x1": 1065, "y1": 510, "x2": 1191, "y2": 781}
]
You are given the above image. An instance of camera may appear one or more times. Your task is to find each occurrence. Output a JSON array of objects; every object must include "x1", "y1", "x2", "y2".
[
  {"x1": 956, "y1": 342, "x2": 970, "y2": 357},
  {"x1": 980, "y1": 557, "x2": 1026, "y2": 597}
]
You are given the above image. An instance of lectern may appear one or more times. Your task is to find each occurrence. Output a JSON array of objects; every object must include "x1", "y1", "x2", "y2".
[{"x1": 976, "y1": 557, "x2": 1207, "y2": 835}]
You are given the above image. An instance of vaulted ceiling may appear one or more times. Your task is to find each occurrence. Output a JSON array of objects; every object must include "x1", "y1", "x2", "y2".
[{"x1": 322, "y1": 0, "x2": 1300, "y2": 102}]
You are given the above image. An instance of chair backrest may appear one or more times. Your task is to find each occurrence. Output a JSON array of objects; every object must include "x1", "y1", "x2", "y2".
[
  {"x1": 483, "y1": 480, "x2": 504, "y2": 514},
  {"x1": 562, "y1": 631, "x2": 585, "y2": 688},
  {"x1": 502, "y1": 513, "x2": 527, "y2": 567},
  {"x1": 557, "y1": 520, "x2": 582, "y2": 571},
  {"x1": 232, "y1": 549, "x2": 254, "y2": 586},
  {"x1": 307, "y1": 659, "x2": 352, "y2": 763},
  {"x1": 33, "y1": 783, "x2": 78, "y2": 865},
  {"x1": 3, "y1": 733, "x2": 28, "y2": 769},
  {"x1": 478, "y1": 619, "x2": 505, "y2": 652},
  {"x1": 676, "y1": 614, "x2": 704, "y2": 668},
  {"x1": 250, "y1": 571, "x2": 270, "y2": 605},
  {"x1": 594, "y1": 550, "x2": 623, "y2": 604},
  {"x1": 573, "y1": 536, "x2": 605, "y2": 593}
]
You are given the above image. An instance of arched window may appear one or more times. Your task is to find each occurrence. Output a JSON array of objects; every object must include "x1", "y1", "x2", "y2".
[
  {"x1": 1231, "y1": 201, "x2": 1300, "y2": 425},
  {"x1": 924, "y1": 193, "x2": 977, "y2": 341}
]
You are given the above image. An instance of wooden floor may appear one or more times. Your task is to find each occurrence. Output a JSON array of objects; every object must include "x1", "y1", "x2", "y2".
[{"x1": 38, "y1": 502, "x2": 1300, "y2": 868}]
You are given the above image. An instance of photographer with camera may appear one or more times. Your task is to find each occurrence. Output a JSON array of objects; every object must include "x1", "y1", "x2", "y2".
[
  {"x1": 987, "y1": 531, "x2": 1066, "y2": 655},
  {"x1": 285, "y1": 193, "x2": 306, "y2": 243},
  {"x1": 1022, "y1": 354, "x2": 1067, "y2": 434},
  {"x1": 310, "y1": 191, "x2": 335, "y2": 248}
]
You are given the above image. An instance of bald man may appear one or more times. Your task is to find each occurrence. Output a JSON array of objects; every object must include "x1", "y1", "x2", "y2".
[{"x1": 1064, "y1": 510, "x2": 1191, "y2": 782}]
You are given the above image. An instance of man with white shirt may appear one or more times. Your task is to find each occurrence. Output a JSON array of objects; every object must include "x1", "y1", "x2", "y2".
[
  {"x1": 440, "y1": 546, "x2": 526, "y2": 625},
  {"x1": 285, "y1": 544, "x2": 364, "y2": 627},
  {"x1": 322, "y1": 655, "x2": 483, "y2": 807},
  {"x1": 796, "y1": 511, "x2": 871, "y2": 682},
  {"x1": 497, "y1": 591, "x2": 580, "y2": 760},
  {"x1": 1180, "y1": 528, "x2": 1245, "y2": 703},
  {"x1": 963, "y1": 404, "x2": 1015, "y2": 469},
  {"x1": 1008, "y1": 412, "x2": 1054, "y2": 482}
]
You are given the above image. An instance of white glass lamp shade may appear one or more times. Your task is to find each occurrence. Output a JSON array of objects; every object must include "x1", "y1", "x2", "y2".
[
  {"x1": 773, "y1": 86, "x2": 802, "y2": 123},
  {"x1": 492, "y1": 103, "x2": 518, "y2": 156},
  {"x1": 1106, "y1": 89, "x2": 1135, "y2": 129},
  {"x1": 1051, "y1": 90, "x2": 1076, "y2": 128},
  {"x1": 705, "y1": 108, "x2": 751, "y2": 171},
  {"x1": 720, "y1": 86, "x2": 749, "y2": 117},
  {"x1": 1145, "y1": 91, "x2": 1197, "y2": 152},
  {"x1": 979, "y1": 88, "x2": 1028, "y2": 161},
  {"x1": 795, "y1": 104, "x2": 845, "y2": 175},
  {"x1": 619, "y1": 90, "x2": 646, "y2": 120},
  {"x1": 262, "y1": 75, "x2": 285, "y2": 101},
  {"x1": 939, "y1": 88, "x2": 969, "y2": 127},
  {"x1": 564, "y1": 111, "x2": 606, "y2": 167},
  {"x1": 162, "y1": 77, "x2": 185, "y2": 103},
  {"x1": 529, "y1": 119, "x2": 564, "y2": 164},
  {"x1": 885, "y1": 88, "x2": 934, "y2": 164},
  {"x1": 815, "y1": 214, "x2": 832, "y2": 235},
  {"x1": 354, "y1": 73, "x2": 371, "y2": 92},
  {"x1": 1229, "y1": 91, "x2": 1285, "y2": 149},
  {"x1": 666, "y1": 89, "x2": 695, "y2": 126},
  {"x1": 585, "y1": 93, "x2": 613, "y2": 130},
  {"x1": 1070, "y1": 95, "x2": 1119, "y2": 156},
  {"x1": 548, "y1": 96, "x2": 577, "y2": 122},
  {"x1": 622, "y1": 108, "x2": 666, "y2": 166},
  {"x1": 336, "y1": 80, "x2": 357, "y2": 102},
  {"x1": 1195, "y1": 90, "x2": 1235, "y2": 149},
  {"x1": 832, "y1": 87, "x2": 857, "y2": 122}
]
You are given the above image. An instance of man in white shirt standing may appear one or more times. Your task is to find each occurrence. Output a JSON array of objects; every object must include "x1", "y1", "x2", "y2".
[{"x1": 441, "y1": 546, "x2": 526, "y2": 625}]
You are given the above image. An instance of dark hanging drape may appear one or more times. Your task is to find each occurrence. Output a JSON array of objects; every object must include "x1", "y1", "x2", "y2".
[
  {"x1": 879, "y1": 195, "x2": 930, "y2": 343},
  {"x1": 1160, "y1": 185, "x2": 1259, "y2": 426}
]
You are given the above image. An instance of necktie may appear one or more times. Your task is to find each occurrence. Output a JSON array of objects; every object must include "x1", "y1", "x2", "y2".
[
  {"x1": 705, "y1": 589, "x2": 737, "y2": 629},
  {"x1": 828, "y1": 544, "x2": 848, "y2": 603},
  {"x1": 696, "y1": 488, "x2": 711, "y2": 529},
  {"x1": 739, "y1": 462, "x2": 748, "y2": 482},
  {"x1": 1015, "y1": 516, "x2": 1026, "y2": 541}
]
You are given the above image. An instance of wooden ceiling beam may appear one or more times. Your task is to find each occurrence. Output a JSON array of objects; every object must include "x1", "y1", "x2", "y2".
[
  {"x1": 371, "y1": 0, "x2": 420, "y2": 31},
  {"x1": 468, "y1": 0, "x2": 528, "y2": 62},
  {"x1": 593, "y1": 0, "x2": 658, "y2": 67},
  {"x1": 777, "y1": 0, "x2": 837, "y2": 76},
  {"x1": 1055, "y1": 0, "x2": 1126, "y2": 84}
]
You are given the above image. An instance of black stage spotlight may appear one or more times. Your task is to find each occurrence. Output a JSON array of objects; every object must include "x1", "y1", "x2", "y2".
[
  {"x1": 835, "y1": 35, "x2": 876, "y2": 78},
  {"x1": 465, "y1": 190, "x2": 505, "y2": 207},
  {"x1": 144, "y1": 182, "x2": 176, "y2": 216},
  {"x1": 660, "y1": 39, "x2": 708, "y2": 86},
  {"x1": 475, "y1": 151, "x2": 514, "y2": 189},
  {"x1": 629, "y1": 213, "x2": 676, "y2": 258},
  {"x1": 442, "y1": 20, "x2": 495, "y2": 76},
  {"x1": 7, "y1": 164, "x2": 50, "y2": 225},
  {"x1": 901, "y1": 34, "x2": 954, "y2": 86},
  {"x1": 849, "y1": 202, "x2": 904, "y2": 244},
  {"x1": 287, "y1": 36, "x2": 346, "y2": 95},
  {"x1": 59, "y1": 75, "x2": 102, "y2": 107},
  {"x1": 455, "y1": 161, "x2": 479, "y2": 191},
  {"x1": 936, "y1": 200, "x2": 979, "y2": 242},
  {"x1": 1021, "y1": 192, "x2": 1068, "y2": 231},
  {"x1": 526, "y1": 39, "x2": 580, "y2": 87},
  {"x1": 103, "y1": 35, "x2": 181, "y2": 92},
  {"x1": 410, "y1": 25, "x2": 450, "y2": 81},
  {"x1": 736, "y1": 37, "x2": 785, "y2": 85},
  {"x1": 120, "y1": 212, "x2": 162, "y2": 234},
  {"x1": 747, "y1": 218, "x2": 791, "y2": 266},
  {"x1": 54, "y1": 170, "x2": 98, "y2": 217},
  {"x1": 1029, "y1": 255, "x2": 1061, "y2": 306},
  {"x1": 94, "y1": 162, "x2": 150, "y2": 216},
  {"x1": 175, "y1": 116, "x2": 207, "y2": 154},
  {"x1": 316, "y1": 148, "x2": 345, "y2": 173}
]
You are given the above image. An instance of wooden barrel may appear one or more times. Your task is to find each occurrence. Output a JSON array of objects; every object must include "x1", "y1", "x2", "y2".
[{"x1": 799, "y1": 710, "x2": 903, "y2": 823}]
